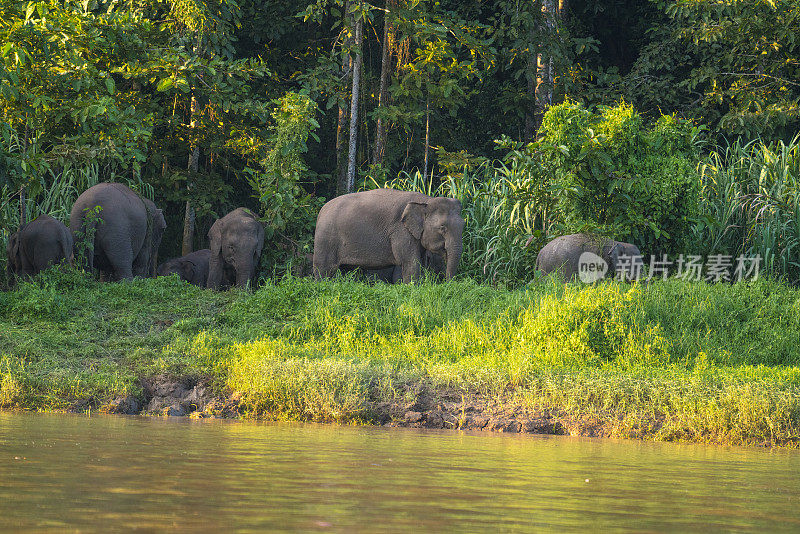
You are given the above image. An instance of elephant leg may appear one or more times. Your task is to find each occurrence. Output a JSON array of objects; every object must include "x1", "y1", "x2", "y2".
[
  {"x1": 111, "y1": 262, "x2": 134, "y2": 281},
  {"x1": 19, "y1": 252, "x2": 35, "y2": 277},
  {"x1": 390, "y1": 238, "x2": 421, "y2": 283},
  {"x1": 391, "y1": 266, "x2": 402, "y2": 284},
  {"x1": 108, "y1": 248, "x2": 134, "y2": 281},
  {"x1": 312, "y1": 249, "x2": 338, "y2": 280},
  {"x1": 207, "y1": 252, "x2": 224, "y2": 290},
  {"x1": 132, "y1": 248, "x2": 149, "y2": 278}
]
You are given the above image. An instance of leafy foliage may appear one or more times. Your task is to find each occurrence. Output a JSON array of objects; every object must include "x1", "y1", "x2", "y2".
[
  {"x1": 246, "y1": 92, "x2": 323, "y2": 273},
  {"x1": 538, "y1": 101, "x2": 704, "y2": 255},
  {"x1": 695, "y1": 135, "x2": 800, "y2": 283}
]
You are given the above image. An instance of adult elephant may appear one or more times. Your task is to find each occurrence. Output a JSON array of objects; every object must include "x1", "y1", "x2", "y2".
[
  {"x1": 157, "y1": 249, "x2": 223, "y2": 288},
  {"x1": 313, "y1": 189, "x2": 464, "y2": 283},
  {"x1": 70, "y1": 183, "x2": 166, "y2": 280},
  {"x1": 6, "y1": 214, "x2": 73, "y2": 279},
  {"x1": 207, "y1": 208, "x2": 264, "y2": 290},
  {"x1": 535, "y1": 233, "x2": 643, "y2": 282}
]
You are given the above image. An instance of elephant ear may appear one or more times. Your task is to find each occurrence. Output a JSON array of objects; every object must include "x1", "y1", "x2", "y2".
[
  {"x1": 155, "y1": 209, "x2": 166, "y2": 229},
  {"x1": 208, "y1": 222, "x2": 222, "y2": 256},
  {"x1": 401, "y1": 202, "x2": 427, "y2": 240},
  {"x1": 6, "y1": 233, "x2": 19, "y2": 276},
  {"x1": 603, "y1": 242, "x2": 623, "y2": 268}
]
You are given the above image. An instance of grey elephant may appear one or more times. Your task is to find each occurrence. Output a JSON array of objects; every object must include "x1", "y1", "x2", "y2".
[
  {"x1": 69, "y1": 183, "x2": 166, "y2": 281},
  {"x1": 313, "y1": 189, "x2": 464, "y2": 283},
  {"x1": 535, "y1": 233, "x2": 644, "y2": 282},
  {"x1": 157, "y1": 249, "x2": 230, "y2": 288},
  {"x1": 6, "y1": 214, "x2": 74, "y2": 280},
  {"x1": 207, "y1": 208, "x2": 264, "y2": 290}
]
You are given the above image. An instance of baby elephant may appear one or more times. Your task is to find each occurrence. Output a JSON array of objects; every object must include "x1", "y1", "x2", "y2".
[
  {"x1": 207, "y1": 208, "x2": 264, "y2": 290},
  {"x1": 6, "y1": 214, "x2": 74, "y2": 279},
  {"x1": 157, "y1": 249, "x2": 215, "y2": 288},
  {"x1": 536, "y1": 233, "x2": 644, "y2": 282}
]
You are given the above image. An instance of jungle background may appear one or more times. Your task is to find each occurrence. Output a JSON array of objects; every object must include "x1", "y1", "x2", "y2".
[{"x1": 2, "y1": 0, "x2": 799, "y2": 286}]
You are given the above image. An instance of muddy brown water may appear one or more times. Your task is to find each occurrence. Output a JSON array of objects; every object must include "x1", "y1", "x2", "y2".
[{"x1": 1, "y1": 413, "x2": 799, "y2": 532}]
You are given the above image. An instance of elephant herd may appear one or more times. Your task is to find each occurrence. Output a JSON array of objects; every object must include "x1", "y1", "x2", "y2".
[{"x1": 5, "y1": 181, "x2": 643, "y2": 288}]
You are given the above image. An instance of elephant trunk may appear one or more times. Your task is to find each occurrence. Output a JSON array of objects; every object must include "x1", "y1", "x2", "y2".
[
  {"x1": 444, "y1": 236, "x2": 462, "y2": 280},
  {"x1": 236, "y1": 262, "x2": 255, "y2": 289}
]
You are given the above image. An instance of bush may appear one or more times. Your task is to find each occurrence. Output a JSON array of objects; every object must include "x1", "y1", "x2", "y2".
[{"x1": 538, "y1": 101, "x2": 704, "y2": 256}]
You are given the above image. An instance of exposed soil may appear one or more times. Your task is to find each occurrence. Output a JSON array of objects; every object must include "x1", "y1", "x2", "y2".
[
  {"x1": 98, "y1": 375, "x2": 239, "y2": 419},
  {"x1": 369, "y1": 387, "x2": 616, "y2": 438},
  {"x1": 93, "y1": 377, "x2": 613, "y2": 438}
]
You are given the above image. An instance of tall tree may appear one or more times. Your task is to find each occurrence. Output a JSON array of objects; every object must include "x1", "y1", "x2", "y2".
[
  {"x1": 372, "y1": 0, "x2": 396, "y2": 167},
  {"x1": 345, "y1": 1, "x2": 364, "y2": 193},
  {"x1": 392, "y1": 6, "x2": 493, "y2": 177},
  {"x1": 335, "y1": 0, "x2": 353, "y2": 195}
]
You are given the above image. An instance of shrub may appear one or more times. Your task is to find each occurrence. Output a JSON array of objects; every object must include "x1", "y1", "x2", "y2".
[{"x1": 539, "y1": 101, "x2": 704, "y2": 256}]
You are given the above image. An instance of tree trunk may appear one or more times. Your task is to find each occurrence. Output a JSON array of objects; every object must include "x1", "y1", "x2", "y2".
[
  {"x1": 533, "y1": 0, "x2": 557, "y2": 134},
  {"x1": 19, "y1": 123, "x2": 29, "y2": 227},
  {"x1": 372, "y1": 0, "x2": 394, "y2": 167},
  {"x1": 182, "y1": 92, "x2": 200, "y2": 255},
  {"x1": 345, "y1": 3, "x2": 363, "y2": 194},
  {"x1": 524, "y1": 60, "x2": 536, "y2": 141},
  {"x1": 423, "y1": 93, "x2": 431, "y2": 181},
  {"x1": 336, "y1": 0, "x2": 353, "y2": 195},
  {"x1": 19, "y1": 187, "x2": 26, "y2": 227}
]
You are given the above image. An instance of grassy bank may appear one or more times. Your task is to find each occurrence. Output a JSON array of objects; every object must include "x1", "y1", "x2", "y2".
[{"x1": 1, "y1": 270, "x2": 799, "y2": 446}]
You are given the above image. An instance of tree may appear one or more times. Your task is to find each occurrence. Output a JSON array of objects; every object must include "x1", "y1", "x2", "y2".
[
  {"x1": 390, "y1": 4, "x2": 493, "y2": 178},
  {"x1": 372, "y1": 0, "x2": 397, "y2": 167},
  {"x1": 345, "y1": 0, "x2": 364, "y2": 193},
  {"x1": 667, "y1": 0, "x2": 800, "y2": 140}
]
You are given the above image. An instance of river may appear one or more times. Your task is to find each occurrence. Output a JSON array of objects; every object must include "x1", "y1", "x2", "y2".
[{"x1": 1, "y1": 413, "x2": 798, "y2": 531}]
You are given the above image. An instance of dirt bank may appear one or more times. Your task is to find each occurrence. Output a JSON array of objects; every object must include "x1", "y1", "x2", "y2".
[{"x1": 88, "y1": 375, "x2": 622, "y2": 438}]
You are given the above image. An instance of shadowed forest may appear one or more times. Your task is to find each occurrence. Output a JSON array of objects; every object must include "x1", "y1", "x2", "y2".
[{"x1": 2, "y1": 0, "x2": 799, "y2": 282}]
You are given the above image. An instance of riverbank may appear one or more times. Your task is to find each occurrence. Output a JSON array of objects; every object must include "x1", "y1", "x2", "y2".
[{"x1": 1, "y1": 270, "x2": 799, "y2": 447}]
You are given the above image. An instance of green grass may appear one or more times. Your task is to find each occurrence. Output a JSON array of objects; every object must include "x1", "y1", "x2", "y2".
[{"x1": 1, "y1": 268, "x2": 799, "y2": 446}]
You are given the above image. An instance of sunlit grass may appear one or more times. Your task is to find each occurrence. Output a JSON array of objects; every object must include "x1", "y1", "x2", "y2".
[{"x1": 1, "y1": 268, "x2": 799, "y2": 445}]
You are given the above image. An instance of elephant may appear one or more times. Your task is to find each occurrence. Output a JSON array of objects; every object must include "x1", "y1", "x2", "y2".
[
  {"x1": 207, "y1": 208, "x2": 264, "y2": 290},
  {"x1": 313, "y1": 188, "x2": 464, "y2": 283},
  {"x1": 535, "y1": 233, "x2": 644, "y2": 282},
  {"x1": 6, "y1": 214, "x2": 74, "y2": 280},
  {"x1": 69, "y1": 183, "x2": 166, "y2": 281},
  {"x1": 157, "y1": 249, "x2": 232, "y2": 288}
]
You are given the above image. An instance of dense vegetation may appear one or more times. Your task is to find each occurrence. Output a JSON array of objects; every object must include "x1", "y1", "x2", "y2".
[
  {"x1": 1, "y1": 271, "x2": 799, "y2": 446},
  {"x1": 2, "y1": 0, "x2": 800, "y2": 283}
]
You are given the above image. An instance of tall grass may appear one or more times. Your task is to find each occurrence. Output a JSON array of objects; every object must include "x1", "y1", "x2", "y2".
[
  {"x1": 695, "y1": 136, "x2": 800, "y2": 282},
  {"x1": 371, "y1": 135, "x2": 800, "y2": 287}
]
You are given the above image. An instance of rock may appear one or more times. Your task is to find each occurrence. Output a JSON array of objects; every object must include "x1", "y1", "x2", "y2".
[
  {"x1": 488, "y1": 419, "x2": 521, "y2": 433},
  {"x1": 184, "y1": 384, "x2": 211, "y2": 412},
  {"x1": 471, "y1": 416, "x2": 489, "y2": 429},
  {"x1": 425, "y1": 411, "x2": 445, "y2": 428},
  {"x1": 522, "y1": 418, "x2": 565, "y2": 435},
  {"x1": 101, "y1": 395, "x2": 140, "y2": 415},
  {"x1": 404, "y1": 411, "x2": 423, "y2": 423},
  {"x1": 161, "y1": 404, "x2": 186, "y2": 417}
]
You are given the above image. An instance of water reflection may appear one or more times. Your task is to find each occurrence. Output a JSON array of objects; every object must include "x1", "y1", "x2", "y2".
[{"x1": 1, "y1": 413, "x2": 799, "y2": 531}]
